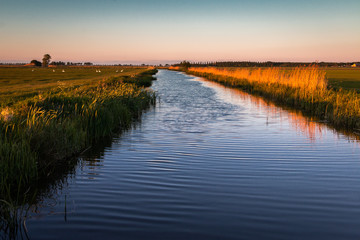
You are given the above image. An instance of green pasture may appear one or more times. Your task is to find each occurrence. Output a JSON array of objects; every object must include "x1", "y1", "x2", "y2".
[
  {"x1": 325, "y1": 68, "x2": 360, "y2": 90},
  {"x1": 0, "y1": 66, "x2": 147, "y2": 104}
]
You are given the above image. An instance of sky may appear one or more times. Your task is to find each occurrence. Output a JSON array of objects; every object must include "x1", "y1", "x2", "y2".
[{"x1": 0, "y1": 0, "x2": 359, "y2": 64}]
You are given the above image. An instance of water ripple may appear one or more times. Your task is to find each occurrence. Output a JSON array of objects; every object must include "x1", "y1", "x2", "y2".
[{"x1": 27, "y1": 70, "x2": 360, "y2": 240}]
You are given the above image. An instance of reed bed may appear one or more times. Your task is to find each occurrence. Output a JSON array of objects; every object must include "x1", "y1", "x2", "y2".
[
  {"x1": 189, "y1": 67, "x2": 327, "y2": 92},
  {"x1": 185, "y1": 66, "x2": 360, "y2": 131}
]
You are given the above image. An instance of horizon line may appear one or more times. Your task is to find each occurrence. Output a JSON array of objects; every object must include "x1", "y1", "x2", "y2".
[{"x1": 1, "y1": 60, "x2": 359, "y2": 65}]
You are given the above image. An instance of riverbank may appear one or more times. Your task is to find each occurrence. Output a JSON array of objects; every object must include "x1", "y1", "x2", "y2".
[
  {"x1": 0, "y1": 68, "x2": 157, "y2": 194},
  {"x1": 172, "y1": 66, "x2": 360, "y2": 132}
]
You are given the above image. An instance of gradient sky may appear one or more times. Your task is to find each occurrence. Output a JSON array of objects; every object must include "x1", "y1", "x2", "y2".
[{"x1": 1, "y1": 0, "x2": 359, "y2": 64}]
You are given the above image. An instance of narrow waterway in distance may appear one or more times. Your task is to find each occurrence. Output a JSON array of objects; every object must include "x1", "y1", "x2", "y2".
[{"x1": 27, "y1": 70, "x2": 360, "y2": 239}]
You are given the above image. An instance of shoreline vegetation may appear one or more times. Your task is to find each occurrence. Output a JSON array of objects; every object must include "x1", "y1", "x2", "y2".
[
  {"x1": 169, "y1": 66, "x2": 360, "y2": 133},
  {"x1": 1, "y1": 66, "x2": 158, "y2": 238},
  {"x1": 0, "y1": 67, "x2": 157, "y2": 195}
]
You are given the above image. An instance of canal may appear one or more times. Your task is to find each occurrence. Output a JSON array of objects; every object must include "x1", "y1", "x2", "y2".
[{"x1": 24, "y1": 70, "x2": 360, "y2": 239}]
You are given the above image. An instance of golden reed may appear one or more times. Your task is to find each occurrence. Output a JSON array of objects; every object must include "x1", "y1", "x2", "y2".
[{"x1": 188, "y1": 66, "x2": 327, "y2": 92}]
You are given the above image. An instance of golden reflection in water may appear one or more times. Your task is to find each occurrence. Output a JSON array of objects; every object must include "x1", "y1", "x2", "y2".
[
  {"x1": 196, "y1": 77, "x2": 359, "y2": 143},
  {"x1": 249, "y1": 95, "x2": 323, "y2": 142}
]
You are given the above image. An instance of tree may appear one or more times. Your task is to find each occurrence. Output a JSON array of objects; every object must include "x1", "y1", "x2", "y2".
[
  {"x1": 180, "y1": 60, "x2": 191, "y2": 70},
  {"x1": 30, "y1": 60, "x2": 42, "y2": 66},
  {"x1": 42, "y1": 54, "x2": 51, "y2": 67}
]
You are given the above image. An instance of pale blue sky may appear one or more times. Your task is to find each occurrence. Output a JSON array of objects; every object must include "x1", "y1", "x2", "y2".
[{"x1": 1, "y1": 0, "x2": 359, "y2": 64}]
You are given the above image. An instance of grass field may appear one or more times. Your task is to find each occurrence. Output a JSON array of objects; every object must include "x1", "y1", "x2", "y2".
[
  {"x1": 325, "y1": 68, "x2": 360, "y2": 90},
  {"x1": 0, "y1": 66, "x2": 146, "y2": 105}
]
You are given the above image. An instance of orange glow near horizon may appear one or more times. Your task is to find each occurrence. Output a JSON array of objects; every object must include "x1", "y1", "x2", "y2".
[{"x1": 1, "y1": 0, "x2": 359, "y2": 64}]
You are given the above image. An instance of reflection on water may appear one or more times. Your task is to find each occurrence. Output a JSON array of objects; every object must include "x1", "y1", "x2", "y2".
[
  {"x1": 3, "y1": 70, "x2": 360, "y2": 240},
  {"x1": 198, "y1": 77, "x2": 359, "y2": 144}
]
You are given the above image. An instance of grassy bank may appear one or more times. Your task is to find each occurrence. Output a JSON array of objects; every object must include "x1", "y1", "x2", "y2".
[
  {"x1": 0, "y1": 67, "x2": 157, "y2": 194},
  {"x1": 176, "y1": 66, "x2": 360, "y2": 132}
]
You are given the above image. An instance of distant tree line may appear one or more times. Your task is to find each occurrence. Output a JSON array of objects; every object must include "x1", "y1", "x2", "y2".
[
  {"x1": 174, "y1": 61, "x2": 360, "y2": 68},
  {"x1": 179, "y1": 60, "x2": 191, "y2": 69},
  {"x1": 0, "y1": 63, "x2": 26, "y2": 65},
  {"x1": 67, "y1": 62, "x2": 84, "y2": 66},
  {"x1": 49, "y1": 61, "x2": 66, "y2": 66},
  {"x1": 49, "y1": 61, "x2": 95, "y2": 66}
]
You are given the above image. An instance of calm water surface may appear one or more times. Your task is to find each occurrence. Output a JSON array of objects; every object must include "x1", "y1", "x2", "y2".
[{"x1": 26, "y1": 70, "x2": 360, "y2": 239}]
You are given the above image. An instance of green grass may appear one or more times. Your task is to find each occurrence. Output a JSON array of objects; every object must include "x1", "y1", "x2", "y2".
[
  {"x1": 325, "y1": 68, "x2": 360, "y2": 90},
  {"x1": 0, "y1": 66, "x2": 147, "y2": 105}
]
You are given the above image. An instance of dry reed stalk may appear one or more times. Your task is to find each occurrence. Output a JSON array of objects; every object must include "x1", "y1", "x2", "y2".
[{"x1": 188, "y1": 66, "x2": 327, "y2": 92}]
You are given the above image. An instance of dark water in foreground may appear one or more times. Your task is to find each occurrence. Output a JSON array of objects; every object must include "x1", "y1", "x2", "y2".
[{"x1": 25, "y1": 70, "x2": 360, "y2": 239}]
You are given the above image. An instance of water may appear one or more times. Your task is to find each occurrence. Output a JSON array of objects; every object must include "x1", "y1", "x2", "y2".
[{"x1": 22, "y1": 70, "x2": 360, "y2": 239}]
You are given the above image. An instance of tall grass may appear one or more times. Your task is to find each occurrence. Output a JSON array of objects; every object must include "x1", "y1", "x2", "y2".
[
  {"x1": 185, "y1": 66, "x2": 360, "y2": 131},
  {"x1": 189, "y1": 66, "x2": 327, "y2": 92}
]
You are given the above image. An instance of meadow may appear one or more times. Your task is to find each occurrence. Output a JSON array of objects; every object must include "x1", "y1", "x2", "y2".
[
  {"x1": 0, "y1": 66, "x2": 148, "y2": 105},
  {"x1": 0, "y1": 66, "x2": 157, "y2": 197},
  {"x1": 175, "y1": 66, "x2": 360, "y2": 133},
  {"x1": 326, "y1": 68, "x2": 360, "y2": 90}
]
